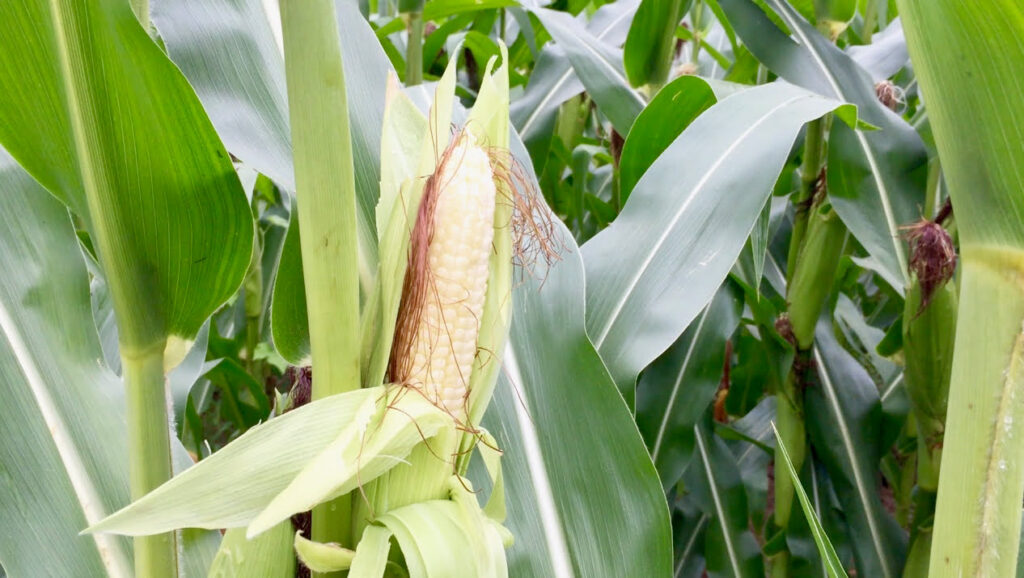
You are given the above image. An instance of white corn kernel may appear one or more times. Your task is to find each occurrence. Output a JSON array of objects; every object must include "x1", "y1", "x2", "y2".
[{"x1": 405, "y1": 133, "x2": 496, "y2": 419}]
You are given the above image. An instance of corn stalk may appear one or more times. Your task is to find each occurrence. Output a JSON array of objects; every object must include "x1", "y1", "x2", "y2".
[
  {"x1": 774, "y1": 157, "x2": 846, "y2": 576},
  {"x1": 279, "y1": 0, "x2": 362, "y2": 562},
  {"x1": 897, "y1": 1, "x2": 1024, "y2": 576}
]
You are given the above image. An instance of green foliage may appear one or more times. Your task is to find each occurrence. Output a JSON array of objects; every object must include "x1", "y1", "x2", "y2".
[{"x1": 0, "y1": 0, "x2": 1017, "y2": 576}]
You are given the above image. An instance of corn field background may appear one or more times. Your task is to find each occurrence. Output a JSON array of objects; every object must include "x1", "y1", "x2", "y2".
[{"x1": 0, "y1": 0, "x2": 1021, "y2": 576}]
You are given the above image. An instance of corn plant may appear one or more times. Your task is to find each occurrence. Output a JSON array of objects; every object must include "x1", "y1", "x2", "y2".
[{"x1": 0, "y1": 0, "x2": 1021, "y2": 577}]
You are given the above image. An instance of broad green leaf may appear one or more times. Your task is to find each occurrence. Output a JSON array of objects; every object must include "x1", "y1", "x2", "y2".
[
  {"x1": 719, "y1": 0, "x2": 927, "y2": 293},
  {"x1": 772, "y1": 424, "x2": 848, "y2": 578},
  {"x1": 0, "y1": 151, "x2": 217, "y2": 577},
  {"x1": 686, "y1": 420, "x2": 764, "y2": 577},
  {"x1": 0, "y1": 151, "x2": 133, "y2": 576},
  {"x1": 806, "y1": 320, "x2": 906, "y2": 577},
  {"x1": 623, "y1": 0, "x2": 694, "y2": 87},
  {"x1": 671, "y1": 497, "x2": 709, "y2": 578},
  {"x1": 483, "y1": 217, "x2": 672, "y2": 576},
  {"x1": 208, "y1": 525, "x2": 295, "y2": 577},
  {"x1": 0, "y1": 0, "x2": 252, "y2": 352},
  {"x1": 582, "y1": 82, "x2": 845, "y2": 399},
  {"x1": 86, "y1": 386, "x2": 439, "y2": 536},
  {"x1": 619, "y1": 75, "x2": 717, "y2": 198},
  {"x1": 814, "y1": 0, "x2": 855, "y2": 24},
  {"x1": 530, "y1": 8, "x2": 646, "y2": 136},
  {"x1": 637, "y1": 283, "x2": 742, "y2": 489},
  {"x1": 512, "y1": 1, "x2": 638, "y2": 158},
  {"x1": 152, "y1": 0, "x2": 390, "y2": 288}
]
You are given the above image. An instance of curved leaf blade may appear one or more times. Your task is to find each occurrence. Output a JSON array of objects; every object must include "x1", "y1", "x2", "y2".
[
  {"x1": 688, "y1": 421, "x2": 764, "y2": 577},
  {"x1": 0, "y1": 151, "x2": 218, "y2": 577},
  {"x1": 623, "y1": 0, "x2": 693, "y2": 87},
  {"x1": 772, "y1": 424, "x2": 848, "y2": 578},
  {"x1": 718, "y1": 0, "x2": 927, "y2": 293},
  {"x1": 637, "y1": 283, "x2": 742, "y2": 490},
  {"x1": 484, "y1": 222, "x2": 672, "y2": 577},
  {"x1": 87, "y1": 388, "x2": 383, "y2": 535},
  {"x1": 582, "y1": 82, "x2": 843, "y2": 398},
  {"x1": 512, "y1": 1, "x2": 638, "y2": 151},
  {"x1": 0, "y1": 151, "x2": 133, "y2": 577},
  {"x1": 0, "y1": 0, "x2": 253, "y2": 348},
  {"x1": 806, "y1": 321, "x2": 906, "y2": 578},
  {"x1": 619, "y1": 75, "x2": 717, "y2": 198},
  {"x1": 530, "y1": 7, "x2": 646, "y2": 136}
]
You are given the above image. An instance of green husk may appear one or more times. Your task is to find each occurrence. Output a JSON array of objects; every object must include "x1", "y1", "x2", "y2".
[
  {"x1": 787, "y1": 203, "x2": 846, "y2": 349},
  {"x1": 903, "y1": 280, "x2": 956, "y2": 492}
]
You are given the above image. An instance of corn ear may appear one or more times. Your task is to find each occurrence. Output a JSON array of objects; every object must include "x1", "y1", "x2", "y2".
[
  {"x1": 903, "y1": 280, "x2": 957, "y2": 492},
  {"x1": 390, "y1": 131, "x2": 497, "y2": 420},
  {"x1": 355, "y1": 46, "x2": 514, "y2": 544}
]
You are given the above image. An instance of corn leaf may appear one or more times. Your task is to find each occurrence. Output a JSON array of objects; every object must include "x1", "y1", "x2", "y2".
[
  {"x1": 718, "y1": 0, "x2": 927, "y2": 294},
  {"x1": 772, "y1": 424, "x2": 848, "y2": 578},
  {"x1": 530, "y1": 7, "x2": 646, "y2": 136},
  {"x1": 483, "y1": 212, "x2": 673, "y2": 576},
  {"x1": 581, "y1": 81, "x2": 847, "y2": 401},
  {"x1": 845, "y1": 19, "x2": 908, "y2": 81},
  {"x1": 0, "y1": 151, "x2": 133, "y2": 576},
  {"x1": 0, "y1": 0, "x2": 252, "y2": 353},
  {"x1": 636, "y1": 283, "x2": 742, "y2": 490},
  {"x1": 0, "y1": 150, "x2": 218, "y2": 576},
  {"x1": 376, "y1": 498, "x2": 509, "y2": 578},
  {"x1": 247, "y1": 394, "x2": 449, "y2": 537},
  {"x1": 87, "y1": 387, "x2": 384, "y2": 535},
  {"x1": 686, "y1": 420, "x2": 765, "y2": 577},
  {"x1": 511, "y1": 1, "x2": 637, "y2": 164},
  {"x1": 349, "y1": 525, "x2": 394, "y2": 578},
  {"x1": 618, "y1": 75, "x2": 717, "y2": 198},
  {"x1": 806, "y1": 320, "x2": 906, "y2": 577},
  {"x1": 623, "y1": 0, "x2": 694, "y2": 88},
  {"x1": 294, "y1": 532, "x2": 355, "y2": 573},
  {"x1": 270, "y1": 212, "x2": 310, "y2": 365}
]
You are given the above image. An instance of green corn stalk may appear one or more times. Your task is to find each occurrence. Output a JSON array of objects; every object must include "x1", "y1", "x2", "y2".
[
  {"x1": 774, "y1": 193, "x2": 846, "y2": 577},
  {"x1": 279, "y1": 0, "x2": 363, "y2": 563},
  {"x1": 897, "y1": 1, "x2": 1024, "y2": 576},
  {"x1": 401, "y1": 0, "x2": 426, "y2": 86}
]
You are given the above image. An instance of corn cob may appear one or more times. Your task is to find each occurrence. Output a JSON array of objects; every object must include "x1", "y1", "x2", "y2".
[{"x1": 389, "y1": 131, "x2": 497, "y2": 421}]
